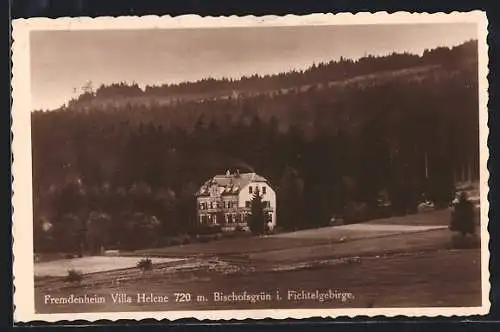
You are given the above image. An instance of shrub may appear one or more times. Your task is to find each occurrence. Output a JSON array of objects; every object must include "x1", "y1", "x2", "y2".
[
  {"x1": 182, "y1": 236, "x2": 191, "y2": 245},
  {"x1": 197, "y1": 234, "x2": 220, "y2": 243},
  {"x1": 450, "y1": 194, "x2": 476, "y2": 235},
  {"x1": 159, "y1": 237, "x2": 173, "y2": 247},
  {"x1": 234, "y1": 225, "x2": 245, "y2": 233},
  {"x1": 342, "y1": 202, "x2": 368, "y2": 224},
  {"x1": 169, "y1": 237, "x2": 184, "y2": 246},
  {"x1": 136, "y1": 257, "x2": 153, "y2": 271},
  {"x1": 270, "y1": 225, "x2": 284, "y2": 234},
  {"x1": 65, "y1": 269, "x2": 83, "y2": 283},
  {"x1": 195, "y1": 224, "x2": 222, "y2": 235},
  {"x1": 198, "y1": 235, "x2": 212, "y2": 243},
  {"x1": 228, "y1": 229, "x2": 253, "y2": 239}
]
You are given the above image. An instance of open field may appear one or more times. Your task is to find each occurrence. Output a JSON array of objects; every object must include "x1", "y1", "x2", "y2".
[
  {"x1": 133, "y1": 211, "x2": 451, "y2": 258},
  {"x1": 368, "y1": 208, "x2": 480, "y2": 226},
  {"x1": 34, "y1": 210, "x2": 454, "y2": 278},
  {"x1": 367, "y1": 209, "x2": 452, "y2": 226},
  {"x1": 248, "y1": 228, "x2": 456, "y2": 263},
  {"x1": 34, "y1": 256, "x2": 185, "y2": 277},
  {"x1": 34, "y1": 249, "x2": 481, "y2": 313},
  {"x1": 34, "y1": 209, "x2": 483, "y2": 313}
]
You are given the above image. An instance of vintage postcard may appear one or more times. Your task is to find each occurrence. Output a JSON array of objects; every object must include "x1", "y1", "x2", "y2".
[{"x1": 12, "y1": 12, "x2": 490, "y2": 322}]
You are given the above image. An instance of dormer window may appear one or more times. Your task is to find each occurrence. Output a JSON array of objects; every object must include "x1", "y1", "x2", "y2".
[
  {"x1": 249, "y1": 186, "x2": 253, "y2": 194},
  {"x1": 262, "y1": 186, "x2": 266, "y2": 194}
]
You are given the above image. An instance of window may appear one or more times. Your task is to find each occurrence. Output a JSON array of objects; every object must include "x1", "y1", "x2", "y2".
[
  {"x1": 249, "y1": 186, "x2": 253, "y2": 194},
  {"x1": 262, "y1": 186, "x2": 267, "y2": 194},
  {"x1": 245, "y1": 201, "x2": 251, "y2": 208}
]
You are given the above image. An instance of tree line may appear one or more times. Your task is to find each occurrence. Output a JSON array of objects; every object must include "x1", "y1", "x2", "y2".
[
  {"x1": 62, "y1": 40, "x2": 478, "y2": 110},
  {"x1": 32, "y1": 40, "x2": 479, "y2": 253}
]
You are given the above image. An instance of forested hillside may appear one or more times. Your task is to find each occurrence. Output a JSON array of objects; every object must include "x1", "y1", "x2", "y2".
[
  {"x1": 32, "y1": 40, "x2": 480, "y2": 253},
  {"x1": 61, "y1": 40, "x2": 477, "y2": 111}
]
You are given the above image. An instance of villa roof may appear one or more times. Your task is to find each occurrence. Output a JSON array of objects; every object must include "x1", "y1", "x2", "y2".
[{"x1": 196, "y1": 172, "x2": 268, "y2": 196}]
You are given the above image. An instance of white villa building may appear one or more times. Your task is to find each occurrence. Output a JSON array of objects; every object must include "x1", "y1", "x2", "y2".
[{"x1": 195, "y1": 170, "x2": 276, "y2": 231}]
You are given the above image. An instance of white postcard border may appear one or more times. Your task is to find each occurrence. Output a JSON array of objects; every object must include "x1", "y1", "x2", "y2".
[{"x1": 12, "y1": 11, "x2": 490, "y2": 322}]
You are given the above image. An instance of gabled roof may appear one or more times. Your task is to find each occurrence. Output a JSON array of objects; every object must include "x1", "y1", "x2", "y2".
[{"x1": 196, "y1": 172, "x2": 269, "y2": 196}]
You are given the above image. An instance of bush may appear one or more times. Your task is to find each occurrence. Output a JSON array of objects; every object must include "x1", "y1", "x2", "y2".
[
  {"x1": 65, "y1": 269, "x2": 83, "y2": 283},
  {"x1": 194, "y1": 224, "x2": 222, "y2": 235},
  {"x1": 450, "y1": 195, "x2": 476, "y2": 235},
  {"x1": 342, "y1": 202, "x2": 369, "y2": 224},
  {"x1": 197, "y1": 235, "x2": 213, "y2": 243},
  {"x1": 270, "y1": 225, "x2": 284, "y2": 234},
  {"x1": 136, "y1": 257, "x2": 153, "y2": 271},
  {"x1": 182, "y1": 236, "x2": 191, "y2": 245},
  {"x1": 169, "y1": 237, "x2": 184, "y2": 246},
  {"x1": 234, "y1": 224, "x2": 246, "y2": 233},
  {"x1": 158, "y1": 237, "x2": 173, "y2": 247}
]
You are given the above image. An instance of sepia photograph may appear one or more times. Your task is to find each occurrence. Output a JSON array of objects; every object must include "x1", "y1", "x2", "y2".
[{"x1": 11, "y1": 12, "x2": 489, "y2": 321}]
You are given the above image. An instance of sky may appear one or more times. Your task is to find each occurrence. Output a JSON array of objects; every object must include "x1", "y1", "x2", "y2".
[{"x1": 30, "y1": 23, "x2": 478, "y2": 110}]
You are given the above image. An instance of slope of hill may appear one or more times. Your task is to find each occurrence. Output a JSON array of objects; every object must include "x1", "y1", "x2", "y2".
[
  {"x1": 58, "y1": 40, "x2": 478, "y2": 112},
  {"x1": 31, "y1": 40, "x2": 480, "y2": 254},
  {"x1": 67, "y1": 65, "x2": 438, "y2": 110}
]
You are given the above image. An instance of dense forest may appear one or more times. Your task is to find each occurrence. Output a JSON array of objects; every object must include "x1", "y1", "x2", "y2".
[{"x1": 32, "y1": 40, "x2": 480, "y2": 254}]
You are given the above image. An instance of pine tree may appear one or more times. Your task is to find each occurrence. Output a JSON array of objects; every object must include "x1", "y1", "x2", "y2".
[
  {"x1": 248, "y1": 189, "x2": 266, "y2": 235},
  {"x1": 450, "y1": 192, "x2": 475, "y2": 236},
  {"x1": 278, "y1": 166, "x2": 304, "y2": 230}
]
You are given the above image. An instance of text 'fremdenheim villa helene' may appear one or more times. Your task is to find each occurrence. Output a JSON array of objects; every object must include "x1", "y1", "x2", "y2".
[{"x1": 195, "y1": 170, "x2": 276, "y2": 231}]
